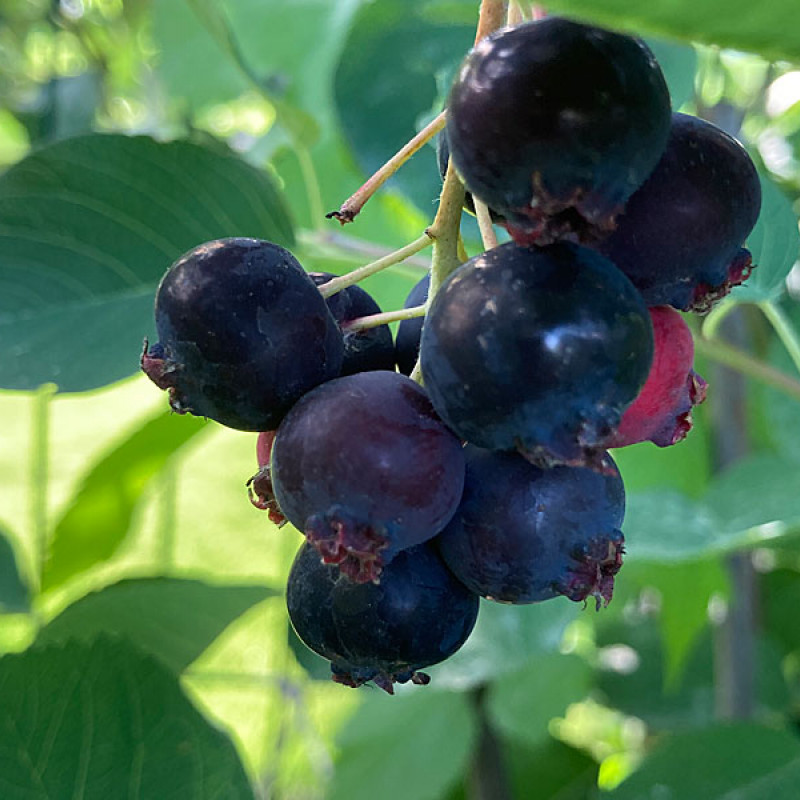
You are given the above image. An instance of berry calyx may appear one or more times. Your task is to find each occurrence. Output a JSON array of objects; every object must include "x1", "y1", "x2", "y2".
[
  {"x1": 436, "y1": 446, "x2": 626, "y2": 608},
  {"x1": 287, "y1": 541, "x2": 479, "y2": 692},
  {"x1": 247, "y1": 431, "x2": 286, "y2": 526},
  {"x1": 446, "y1": 17, "x2": 671, "y2": 244}
]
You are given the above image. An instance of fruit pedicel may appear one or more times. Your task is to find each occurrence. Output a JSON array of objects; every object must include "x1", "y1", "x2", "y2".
[{"x1": 142, "y1": 11, "x2": 762, "y2": 692}]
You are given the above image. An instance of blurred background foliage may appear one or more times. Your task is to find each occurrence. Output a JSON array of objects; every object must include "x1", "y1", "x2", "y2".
[{"x1": 1, "y1": 0, "x2": 800, "y2": 798}]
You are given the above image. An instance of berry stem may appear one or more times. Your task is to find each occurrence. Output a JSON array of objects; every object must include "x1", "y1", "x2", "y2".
[
  {"x1": 507, "y1": 1, "x2": 525, "y2": 25},
  {"x1": 694, "y1": 333, "x2": 800, "y2": 404},
  {"x1": 326, "y1": 111, "x2": 447, "y2": 224},
  {"x1": 758, "y1": 300, "x2": 800, "y2": 378},
  {"x1": 317, "y1": 233, "x2": 433, "y2": 298},
  {"x1": 474, "y1": 198, "x2": 499, "y2": 249},
  {"x1": 342, "y1": 303, "x2": 427, "y2": 333},
  {"x1": 474, "y1": 0, "x2": 508, "y2": 43},
  {"x1": 701, "y1": 297, "x2": 739, "y2": 340}
]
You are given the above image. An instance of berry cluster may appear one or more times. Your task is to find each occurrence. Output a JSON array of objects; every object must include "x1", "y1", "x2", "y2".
[{"x1": 141, "y1": 15, "x2": 761, "y2": 693}]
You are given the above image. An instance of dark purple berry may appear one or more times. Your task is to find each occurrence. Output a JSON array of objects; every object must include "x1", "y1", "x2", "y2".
[
  {"x1": 436, "y1": 134, "x2": 504, "y2": 223},
  {"x1": 420, "y1": 242, "x2": 654, "y2": 468},
  {"x1": 310, "y1": 272, "x2": 395, "y2": 375},
  {"x1": 446, "y1": 17, "x2": 671, "y2": 244},
  {"x1": 271, "y1": 371, "x2": 466, "y2": 583},
  {"x1": 595, "y1": 113, "x2": 762, "y2": 311},
  {"x1": 287, "y1": 540, "x2": 479, "y2": 693},
  {"x1": 395, "y1": 272, "x2": 430, "y2": 376},
  {"x1": 436, "y1": 446, "x2": 625, "y2": 608},
  {"x1": 141, "y1": 238, "x2": 344, "y2": 431}
]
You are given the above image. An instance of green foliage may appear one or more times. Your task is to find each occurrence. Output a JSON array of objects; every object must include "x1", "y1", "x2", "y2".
[
  {"x1": 37, "y1": 578, "x2": 275, "y2": 674},
  {"x1": 0, "y1": 526, "x2": 30, "y2": 613},
  {"x1": 607, "y1": 723, "x2": 800, "y2": 798},
  {"x1": 329, "y1": 690, "x2": 477, "y2": 800},
  {"x1": 43, "y1": 410, "x2": 208, "y2": 591},
  {"x1": 543, "y1": 0, "x2": 800, "y2": 62},
  {"x1": 0, "y1": 1, "x2": 800, "y2": 798},
  {"x1": 0, "y1": 134, "x2": 293, "y2": 392},
  {"x1": 0, "y1": 637, "x2": 255, "y2": 799}
]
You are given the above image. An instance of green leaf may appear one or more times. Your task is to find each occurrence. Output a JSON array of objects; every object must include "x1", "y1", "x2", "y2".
[
  {"x1": 429, "y1": 599, "x2": 578, "y2": 689},
  {"x1": 624, "y1": 490, "x2": 724, "y2": 561},
  {"x1": 0, "y1": 133, "x2": 294, "y2": 391},
  {"x1": 333, "y1": 0, "x2": 474, "y2": 212},
  {"x1": 625, "y1": 451, "x2": 800, "y2": 563},
  {"x1": 762, "y1": 313, "x2": 800, "y2": 464},
  {"x1": 151, "y1": 0, "x2": 249, "y2": 109},
  {"x1": 329, "y1": 690, "x2": 477, "y2": 800},
  {"x1": 607, "y1": 723, "x2": 800, "y2": 799},
  {"x1": 43, "y1": 410, "x2": 208, "y2": 591},
  {"x1": 542, "y1": 0, "x2": 800, "y2": 62},
  {"x1": 37, "y1": 577, "x2": 275, "y2": 674},
  {"x1": 646, "y1": 38, "x2": 698, "y2": 110},
  {"x1": 506, "y1": 738, "x2": 598, "y2": 800},
  {"x1": 0, "y1": 526, "x2": 29, "y2": 613},
  {"x1": 0, "y1": 637, "x2": 254, "y2": 799},
  {"x1": 733, "y1": 176, "x2": 800, "y2": 302},
  {"x1": 487, "y1": 654, "x2": 591, "y2": 748},
  {"x1": 703, "y1": 452, "x2": 800, "y2": 536}
]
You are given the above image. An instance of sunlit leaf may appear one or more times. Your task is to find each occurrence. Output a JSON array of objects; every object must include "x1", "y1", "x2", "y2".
[
  {"x1": 542, "y1": 0, "x2": 800, "y2": 62},
  {"x1": 0, "y1": 637, "x2": 254, "y2": 799},
  {"x1": 0, "y1": 134, "x2": 294, "y2": 391},
  {"x1": 329, "y1": 690, "x2": 477, "y2": 800},
  {"x1": 43, "y1": 410, "x2": 208, "y2": 591},
  {"x1": 0, "y1": 526, "x2": 29, "y2": 613},
  {"x1": 608, "y1": 723, "x2": 800, "y2": 798},
  {"x1": 38, "y1": 577, "x2": 275, "y2": 673}
]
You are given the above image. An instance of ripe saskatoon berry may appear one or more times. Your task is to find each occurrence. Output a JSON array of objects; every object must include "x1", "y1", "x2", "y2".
[
  {"x1": 287, "y1": 540, "x2": 479, "y2": 693},
  {"x1": 271, "y1": 371, "x2": 466, "y2": 583},
  {"x1": 595, "y1": 113, "x2": 762, "y2": 311},
  {"x1": 436, "y1": 134, "x2": 504, "y2": 223},
  {"x1": 436, "y1": 446, "x2": 625, "y2": 608},
  {"x1": 420, "y1": 241, "x2": 654, "y2": 468},
  {"x1": 609, "y1": 307, "x2": 707, "y2": 448},
  {"x1": 310, "y1": 272, "x2": 395, "y2": 375},
  {"x1": 247, "y1": 431, "x2": 286, "y2": 526},
  {"x1": 141, "y1": 238, "x2": 343, "y2": 431},
  {"x1": 446, "y1": 17, "x2": 671, "y2": 244},
  {"x1": 394, "y1": 272, "x2": 430, "y2": 376}
]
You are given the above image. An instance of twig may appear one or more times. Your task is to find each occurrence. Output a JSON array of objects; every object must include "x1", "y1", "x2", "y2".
[
  {"x1": 326, "y1": 112, "x2": 447, "y2": 224},
  {"x1": 317, "y1": 233, "x2": 433, "y2": 298}
]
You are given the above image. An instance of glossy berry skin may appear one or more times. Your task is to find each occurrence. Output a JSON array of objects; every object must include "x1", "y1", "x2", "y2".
[
  {"x1": 271, "y1": 371, "x2": 466, "y2": 583},
  {"x1": 141, "y1": 238, "x2": 344, "y2": 431},
  {"x1": 596, "y1": 113, "x2": 762, "y2": 311},
  {"x1": 420, "y1": 242, "x2": 654, "y2": 468},
  {"x1": 310, "y1": 272, "x2": 395, "y2": 375},
  {"x1": 446, "y1": 18, "x2": 671, "y2": 245},
  {"x1": 394, "y1": 272, "x2": 430, "y2": 376},
  {"x1": 287, "y1": 541, "x2": 479, "y2": 692},
  {"x1": 436, "y1": 135, "x2": 504, "y2": 223},
  {"x1": 609, "y1": 306, "x2": 707, "y2": 448},
  {"x1": 436, "y1": 447, "x2": 625, "y2": 607}
]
